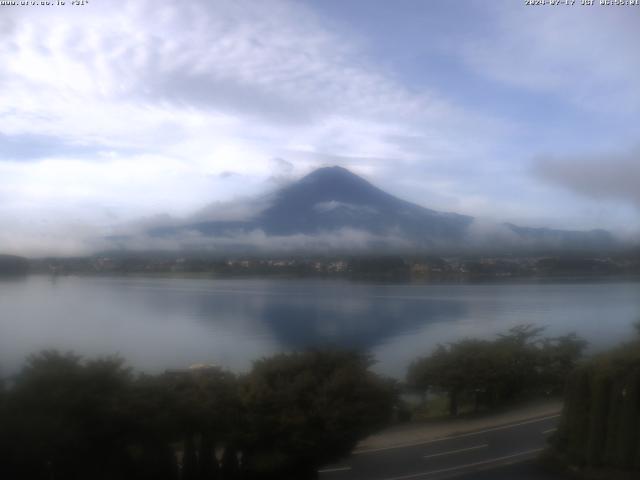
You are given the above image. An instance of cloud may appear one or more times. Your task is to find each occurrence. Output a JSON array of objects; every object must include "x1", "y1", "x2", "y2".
[
  {"x1": 0, "y1": 0, "x2": 636, "y2": 254},
  {"x1": 0, "y1": 0, "x2": 437, "y2": 147},
  {"x1": 267, "y1": 157, "x2": 297, "y2": 185},
  {"x1": 0, "y1": 0, "x2": 510, "y2": 254},
  {"x1": 533, "y1": 146, "x2": 640, "y2": 210},
  {"x1": 101, "y1": 227, "x2": 413, "y2": 254},
  {"x1": 459, "y1": 2, "x2": 640, "y2": 114},
  {"x1": 0, "y1": 133, "x2": 108, "y2": 161}
]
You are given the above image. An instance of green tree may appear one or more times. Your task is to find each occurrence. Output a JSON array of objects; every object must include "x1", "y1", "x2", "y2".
[
  {"x1": 4, "y1": 351, "x2": 134, "y2": 479},
  {"x1": 127, "y1": 366, "x2": 240, "y2": 480},
  {"x1": 408, "y1": 325, "x2": 586, "y2": 416},
  {"x1": 408, "y1": 339, "x2": 510, "y2": 416},
  {"x1": 240, "y1": 350, "x2": 396, "y2": 479},
  {"x1": 538, "y1": 333, "x2": 588, "y2": 394},
  {"x1": 2, "y1": 349, "x2": 395, "y2": 480},
  {"x1": 552, "y1": 329, "x2": 640, "y2": 474},
  {"x1": 161, "y1": 366, "x2": 241, "y2": 479}
]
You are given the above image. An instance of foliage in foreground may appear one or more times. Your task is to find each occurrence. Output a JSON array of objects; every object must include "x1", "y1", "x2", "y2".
[
  {"x1": 551, "y1": 324, "x2": 640, "y2": 475},
  {"x1": 0, "y1": 350, "x2": 396, "y2": 480},
  {"x1": 407, "y1": 325, "x2": 587, "y2": 416}
]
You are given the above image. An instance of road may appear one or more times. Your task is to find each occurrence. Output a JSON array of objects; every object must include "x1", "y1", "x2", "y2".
[{"x1": 318, "y1": 414, "x2": 564, "y2": 480}]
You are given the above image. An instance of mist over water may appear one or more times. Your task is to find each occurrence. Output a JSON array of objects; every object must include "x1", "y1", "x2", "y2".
[{"x1": 1, "y1": 275, "x2": 638, "y2": 378}]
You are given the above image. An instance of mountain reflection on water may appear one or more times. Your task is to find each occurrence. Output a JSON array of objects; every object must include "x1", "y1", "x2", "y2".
[
  {"x1": 0, "y1": 275, "x2": 639, "y2": 378},
  {"x1": 257, "y1": 295, "x2": 465, "y2": 350}
]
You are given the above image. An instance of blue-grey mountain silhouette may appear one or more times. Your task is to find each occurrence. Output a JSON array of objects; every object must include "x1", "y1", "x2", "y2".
[
  {"x1": 149, "y1": 166, "x2": 616, "y2": 251},
  {"x1": 503, "y1": 223, "x2": 615, "y2": 251},
  {"x1": 151, "y1": 166, "x2": 472, "y2": 246}
]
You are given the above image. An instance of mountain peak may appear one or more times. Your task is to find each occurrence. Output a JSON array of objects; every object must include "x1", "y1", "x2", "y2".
[
  {"x1": 276, "y1": 166, "x2": 394, "y2": 209},
  {"x1": 146, "y1": 165, "x2": 614, "y2": 252},
  {"x1": 307, "y1": 165, "x2": 350, "y2": 175},
  {"x1": 249, "y1": 165, "x2": 472, "y2": 238},
  {"x1": 299, "y1": 165, "x2": 368, "y2": 186}
]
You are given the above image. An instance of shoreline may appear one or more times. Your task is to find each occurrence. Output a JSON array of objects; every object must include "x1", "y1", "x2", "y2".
[{"x1": 14, "y1": 271, "x2": 640, "y2": 286}]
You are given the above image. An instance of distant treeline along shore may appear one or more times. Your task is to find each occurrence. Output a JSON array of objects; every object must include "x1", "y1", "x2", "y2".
[{"x1": 3, "y1": 251, "x2": 640, "y2": 279}]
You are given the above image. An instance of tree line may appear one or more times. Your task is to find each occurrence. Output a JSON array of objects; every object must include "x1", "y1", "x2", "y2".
[
  {"x1": 550, "y1": 323, "x2": 640, "y2": 476},
  {"x1": 407, "y1": 325, "x2": 587, "y2": 416},
  {"x1": 0, "y1": 350, "x2": 395, "y2": 480},
  {"x1": 0, "y1": 254, "x2": 28, "y2": 275},
  {"x1": 0, "y1": 325, "x2": 588, "y2": 480}
]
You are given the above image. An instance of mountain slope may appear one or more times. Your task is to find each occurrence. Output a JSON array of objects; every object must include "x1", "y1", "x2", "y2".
[
  {"x1": 504, "y1": 223, "x2": 615, "y2": 251},
  {"x1": 152, "y1": 166, "x2": 473, "y2": 247},
  {"x1": 255, "y1": 166, "x2": 473, "y2": 239},
  {"x1": 148, "y1": 166, "x2": 616, "y2": 251}
]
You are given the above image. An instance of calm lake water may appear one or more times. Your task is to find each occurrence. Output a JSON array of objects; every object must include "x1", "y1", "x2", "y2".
[{"x1": 1, "y1": 275, "x2": 639, "y2": 378}]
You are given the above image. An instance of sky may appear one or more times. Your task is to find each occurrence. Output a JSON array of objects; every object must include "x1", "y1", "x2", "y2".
[{"x1": 0, "y1": 0, "x2": 639, "y2": 255}]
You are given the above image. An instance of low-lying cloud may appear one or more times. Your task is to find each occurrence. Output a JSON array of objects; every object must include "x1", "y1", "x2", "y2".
[
  {"x1": 100, "y1": 228, "x2": 413, "y2": 254},
  {"x1": 533, "y1": 147, "x2": 640, "y2": 209}
]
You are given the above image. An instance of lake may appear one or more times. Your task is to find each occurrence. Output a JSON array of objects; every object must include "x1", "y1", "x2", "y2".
[{"x1": 1, "y1": 275, "x2": 639, "y2": 378}]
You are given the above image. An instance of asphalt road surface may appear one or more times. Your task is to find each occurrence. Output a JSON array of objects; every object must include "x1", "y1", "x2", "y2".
[{"x1": 318, "y1": 414, "x2": 564, "y2": 480}]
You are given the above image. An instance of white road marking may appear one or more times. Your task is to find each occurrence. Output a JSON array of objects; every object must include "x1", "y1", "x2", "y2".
[
  {"x1": 318, "y1": 466, "x2": 352, "y2": 474},
  {"x1": 381, "y1": 448, "x2": 544, "y2": 480},
  {"x1": 354, "y1": 414, "x2": 560, "y2": 455},
  {"x1": 423, "y1": 444, "x2": 488, "y2": 460},
  {"x1": 542, "y1": 428, "x2": 557, "y2": 434}
]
